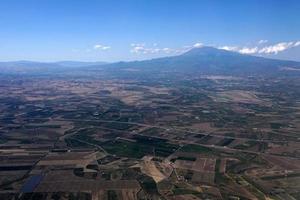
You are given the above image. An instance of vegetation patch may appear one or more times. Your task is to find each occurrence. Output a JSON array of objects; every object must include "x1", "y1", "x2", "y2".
[
  {"x1": 181, "y1": 144, "x2": 213, "y2": 154},
  {"x1": 102, "y1": 139, "x2": 179, "y2": 158}
]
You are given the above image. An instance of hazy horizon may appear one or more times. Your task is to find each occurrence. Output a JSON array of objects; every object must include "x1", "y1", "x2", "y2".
[{"x1": 1, "y1": 45, "x2": 300, "y2": 64}]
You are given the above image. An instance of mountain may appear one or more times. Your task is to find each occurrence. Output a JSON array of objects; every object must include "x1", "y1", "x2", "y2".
[
  {"x1": 0, "y1": 60, "x2": 107, "y2": 74},
  {"x1": 55, "y1": 61, "x2": 107, "y2": 67},
  {"x1": 0, "y1": 61, "x2": 63, "y2": 74},
  {"x1": 1, "y1": 47, "x2": 300, "y2": 76},
  {"x1": 99, "y1": 46, "x2": 300, "y2": 75}
]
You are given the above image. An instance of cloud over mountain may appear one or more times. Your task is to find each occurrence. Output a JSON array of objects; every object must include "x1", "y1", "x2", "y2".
[
  {"x1": 258, "y1": 41, "x2": 300, "y2": 54},
  {"x1": 217, "y1": 41, "x2": 300, "y2": 59}
]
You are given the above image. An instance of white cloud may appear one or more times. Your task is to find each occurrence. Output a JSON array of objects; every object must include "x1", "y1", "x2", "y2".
[
  {"x1": 239, "y1": 47, "x2": 258, "y2": 54},
  {"x1": 131, "y1": 43, "x2": 145, "y2": 47},
  {"x1": 130, "y1": 44, "x2": 153, "y2": 54},
  {"x1": 93, "y1": 44, "x2": 111, "y2": 50},
  {"x1": 94, "y1": 44, "x2": 102, "y2": 49},
  {"x1": 130, "y1": 43, "x2": 180, "y2": 54},
  {"x1": 258, "y1": 42, "x2": 294, "y2": 54},
  {"x1": 217, "y1": 46, "x2": 259, "y2": 54},
  {"x1": 218, "y1": 40, "x2": 300, "y2": 55},
  {"x1": 102, "y1": 46, "x2": 111, "y2": 50},
  {"x1": 258, "y1": 40, "x2": 268, "y2": 44},
  {"x1": 219, "y1": 46, "x2": 238, "y2": 51},
  {"x1": 193, "y1": 42, "x2": 203, "y2": 48},
  {"x1": 294, "y1": 41, "x2": 300, "y2": 47},
  {"x1": 130, "y1": 45, "x2": 145, "y2": 53}
]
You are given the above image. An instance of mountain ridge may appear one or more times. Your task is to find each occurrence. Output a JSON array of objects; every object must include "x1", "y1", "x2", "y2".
[
  {"x1": 1, "y1": 46, "x2": 300, "y2": 75},
  {"x1": 94, "y1": 46, "x2": 300, "y2": 76}
]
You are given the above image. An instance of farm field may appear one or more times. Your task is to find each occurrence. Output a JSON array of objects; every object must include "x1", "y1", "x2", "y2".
[{"x1": 0, "y1": 68, "x2": 299, "y2": 200}]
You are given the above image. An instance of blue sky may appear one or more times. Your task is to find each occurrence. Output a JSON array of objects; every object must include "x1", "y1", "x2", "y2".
[{"x1": 0, "y1": 0, "x2": 299, "y2": 62}]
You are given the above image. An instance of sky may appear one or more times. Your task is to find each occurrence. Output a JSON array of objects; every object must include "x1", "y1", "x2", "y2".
[{"x1": 0, "y1": 0, "x2": 299, "y2": 62}]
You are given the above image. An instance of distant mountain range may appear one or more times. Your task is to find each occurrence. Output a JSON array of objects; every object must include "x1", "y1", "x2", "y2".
[
  {"x1": 1, "y1": 47, "x2": 300, "y2": 76},
  {"x1": 0, "y1": 61, "x2": 107, "y2": 74},
  {"x1": 98, "y1": 46, "x2": 300, "y2": 76},
  {"x1": 55, "y1": 61, "x2": 107, "y2": 67}
]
